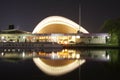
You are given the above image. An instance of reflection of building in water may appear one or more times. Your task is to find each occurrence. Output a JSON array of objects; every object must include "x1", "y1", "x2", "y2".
[
  {"x1": 31, "y1": 16, "x2": 110, "y2": 76},
  {"x1": 33, "y1": 49, "x2": 111, "y2": 76},
  {"x1": 38, "y1": 49, "x2": 80, "y2": 59},
  {"x1": 0, "y1": 16, "x2": 109, "y2": 76},
  {"x1": 0, "y1": 48, "x2": 111, "y2": 62},
  {"x1": 0, "y1": 51, "x2": 37, "y2": 60},
  {"x1": 90, "y1": 50, "x2": 110, "y2": 60},
  {"x1": 81, "y1": 50, "x2": 110, "y2": 61},
  {"x1": 33, "y1": 58, "x2": 85, "y2": 76},
  {"x1": 33, "y1": 47, "x2": 83, "y2": 76}
]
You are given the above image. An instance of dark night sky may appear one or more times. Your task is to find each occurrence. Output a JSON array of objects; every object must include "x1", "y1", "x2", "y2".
[{"x1": 0, "y1": 0, "x2": 120, "y2": 33}]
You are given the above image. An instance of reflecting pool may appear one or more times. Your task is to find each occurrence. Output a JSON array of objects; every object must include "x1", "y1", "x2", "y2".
[{"x1": 0, "y1": 48, "x2": 120, "y2": 80}]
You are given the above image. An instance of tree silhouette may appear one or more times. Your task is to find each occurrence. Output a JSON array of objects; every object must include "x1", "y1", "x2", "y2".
[{"x1": 101, "y1": 18, "x2": 120, "y2": 45}]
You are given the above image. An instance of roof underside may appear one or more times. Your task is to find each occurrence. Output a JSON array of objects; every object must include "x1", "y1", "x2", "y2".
[{"x1": 37, "y1": 24, "x2": 77, "y2": 33}]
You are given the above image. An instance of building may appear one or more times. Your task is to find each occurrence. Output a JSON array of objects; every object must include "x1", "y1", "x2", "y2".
[
  {"x1": 0, "y1": 16, "x2": 109, "y2": 45},
  {"x1": 0, "y1": 16, "x2": 110, "y2": 76},
  {"x1": 31, "y1": 16, "x2": 109, "y2": 76}
]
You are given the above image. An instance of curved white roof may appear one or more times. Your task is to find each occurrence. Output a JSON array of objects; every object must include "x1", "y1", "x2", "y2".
[{"x1": 32, "y1": 16, "x2": 88, "y2": 33}]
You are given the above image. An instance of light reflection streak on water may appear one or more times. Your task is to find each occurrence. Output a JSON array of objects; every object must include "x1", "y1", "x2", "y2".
[{"x1": 0, "y1": 49, "x2": 111, "y2": 61}]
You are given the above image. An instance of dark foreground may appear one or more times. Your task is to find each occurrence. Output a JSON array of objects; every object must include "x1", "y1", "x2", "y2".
[{"x1": 0, "y1": 59, "x2": 120, "y2": 80}]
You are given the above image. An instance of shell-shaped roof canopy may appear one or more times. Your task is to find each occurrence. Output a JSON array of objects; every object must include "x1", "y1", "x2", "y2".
[
  {"x1": 32, "y1": 16, "x2": 89, "y2": 34},
  {"x1": 32, "y1": 16, "x2": 87, "y2": 76}
]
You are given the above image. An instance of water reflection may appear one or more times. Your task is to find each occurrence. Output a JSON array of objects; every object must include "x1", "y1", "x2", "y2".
[
  {"x1": 33, "y1": 58, "x2": 85, "y2": 76},
  {"x1": 0, "y1": 48, "x2": 119, "y2": 76},
  {"x1": 0, "y1": 49, "x2": 111, "y2": 60},
  {"x1": 33, "y1": 49, "x2": 85, "y2": 76},
  {"x1": 80, "y1": 49, "x2": 110, "y2": 61}
]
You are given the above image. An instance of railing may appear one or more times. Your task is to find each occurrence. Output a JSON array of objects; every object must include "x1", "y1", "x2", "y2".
[{"x1": 0, "y1": 42, "x2": 62, "y2": 49}]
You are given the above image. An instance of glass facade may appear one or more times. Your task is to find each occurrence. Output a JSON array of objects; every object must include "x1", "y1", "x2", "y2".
[{"x1": 0, "y1": 31, "x2": 109, "y2": 45}]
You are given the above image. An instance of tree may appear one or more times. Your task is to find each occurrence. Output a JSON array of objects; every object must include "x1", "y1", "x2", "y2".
[{"x1": 101, "y1": 18, "x2": 120, "y2": 45}]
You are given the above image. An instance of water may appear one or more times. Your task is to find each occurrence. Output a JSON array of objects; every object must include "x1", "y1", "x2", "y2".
[{"x1": 0, "y1": 48, "x2": 120, "y2": 80}]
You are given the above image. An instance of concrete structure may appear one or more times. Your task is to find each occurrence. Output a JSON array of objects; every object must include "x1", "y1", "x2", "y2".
[
  {"x1": 0, "y1": 16, "x2": 109, "y2": 76},
  {"x1": 32, "y1": 16, "x2": 109, "y2": 76},
  {"x1": 32, "y1": 16, "x2": 86, "y2": 76},
  {"x1": 0, "y1": 16, "x2": 109, "y2": 45},
  {"x1": 0, "y1": 29, "x2": 31, "y2": 42},
  {"x1": 0, "y1": 30, "x2": 109, "y2": 45},
  {"x1": 32, "y1": 16, "x2": 88, "y2": 34}
]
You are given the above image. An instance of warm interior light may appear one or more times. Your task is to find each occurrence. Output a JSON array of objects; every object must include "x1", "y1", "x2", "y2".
[
  {"x1": 32, "y1": 16, "x2": 88, "y2": 76},
  {"x1": 33, "y1": 58, "x2": 85, "y2": 76},
  {"x1": 32, "y1": 16, "x2": 89, "y2": 34}
]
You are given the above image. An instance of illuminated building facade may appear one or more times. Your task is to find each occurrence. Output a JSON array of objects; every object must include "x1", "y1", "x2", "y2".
[
  {"x1": 0, "y1": 16, "x2": 110, "y2": 76},
  {"x1": 0, "y1": 30, "x2": 109, "y2": 45},
  {"x1": 0, "y1": 16, "x2": 109, "y2": 45},
  {"x1": 31, "y1": 16, "x2": 109, "y2": 76}
]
